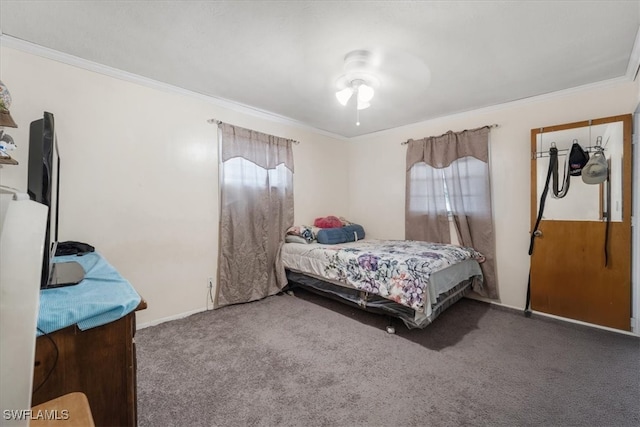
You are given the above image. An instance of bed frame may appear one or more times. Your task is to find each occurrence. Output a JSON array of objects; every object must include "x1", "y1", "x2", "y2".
[{"x1": 285, "y1": 269, "x2": 474, "y2": 333}]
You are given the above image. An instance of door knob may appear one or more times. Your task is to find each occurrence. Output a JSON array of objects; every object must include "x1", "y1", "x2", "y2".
[{"x1": 533, "y1": 230, "x2": 543, "y2": 237}]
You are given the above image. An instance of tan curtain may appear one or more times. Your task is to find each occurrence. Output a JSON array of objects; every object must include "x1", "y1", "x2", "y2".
[
  {"x1": 215, "y1": 123, "x2": 295, "y2": 308},
  {"x1": 405, "y1": 127, "x2": 498, "y2": 299}
]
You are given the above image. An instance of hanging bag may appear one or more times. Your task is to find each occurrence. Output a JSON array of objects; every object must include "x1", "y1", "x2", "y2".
[
  {"x1": 551, "y1": 140, "x2": 589, "y2": 199},
  {"x1": 568, "y1": 141, "x2": 590, "y2": 176}
]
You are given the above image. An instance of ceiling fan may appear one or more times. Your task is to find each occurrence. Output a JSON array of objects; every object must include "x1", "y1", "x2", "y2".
[{"x1": 334, "y1": 50, "x2": 380, "y2": 126}]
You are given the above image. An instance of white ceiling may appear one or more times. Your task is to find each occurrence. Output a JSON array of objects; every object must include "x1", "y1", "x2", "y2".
[{"x1": 1, "y1": 1, "x2": 639, "y2": 138}]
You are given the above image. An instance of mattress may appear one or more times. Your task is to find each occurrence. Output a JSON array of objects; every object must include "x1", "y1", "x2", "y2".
[{"x1": 281, "y1": 239, "x2": 483, "y2": 319}]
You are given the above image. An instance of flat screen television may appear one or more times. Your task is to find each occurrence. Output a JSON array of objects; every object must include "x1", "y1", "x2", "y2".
[{"x1": 28, "y1": 112, "x2": 84, "y2": 289}]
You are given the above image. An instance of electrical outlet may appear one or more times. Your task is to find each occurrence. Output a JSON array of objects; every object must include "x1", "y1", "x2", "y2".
[{"x1": 206, "y1": 277, "x2": 215, "y2": 310}]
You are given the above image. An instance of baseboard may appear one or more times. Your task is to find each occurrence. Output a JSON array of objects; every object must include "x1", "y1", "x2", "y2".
[
  {"x1": 469, "y1": 296, "x2": 639, "y2": 337},
  {"x1": 136, "y1": 307, "x2": 211, "y2": 330},
  {"x1": 138, "y1": 297, "x2": 639, "y2": 336},
  {"x1": 529, "y1": 310, "x2": 639, "y2": 337}
]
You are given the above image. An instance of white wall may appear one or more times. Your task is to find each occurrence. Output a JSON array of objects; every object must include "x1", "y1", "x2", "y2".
[
  {"x1": 0, "y1": 47, "x2": 350, "y2": 326},
  {"x1": 1, "y1": 43, "x2": 637, "y2": 326},
  {"x1": 347, "y1": 79, "x2": 639, "y2": 311}
]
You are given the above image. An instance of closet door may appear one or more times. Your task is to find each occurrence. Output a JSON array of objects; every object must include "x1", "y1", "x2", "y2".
[{"x1": 529, "y1": 114, "x2": 632, "y2": 331}]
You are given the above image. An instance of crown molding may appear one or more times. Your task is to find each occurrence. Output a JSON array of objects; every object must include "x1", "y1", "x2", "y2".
[
  {"x1": 626, "y1": 25, "x2": 640, "y2": 81},
  {"x1": 0, "y1": 34, "x2": 348, "y2": 142},
  {"x1": 349, "y1": 74, "x2": 635, "y2": 143},
  {"x1": 1, "y1": 33, "x2": 635, "y2": 144}
]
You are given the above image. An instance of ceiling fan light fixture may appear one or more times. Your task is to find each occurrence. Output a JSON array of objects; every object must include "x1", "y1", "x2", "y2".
[
  {"x1": 335, "y1": 50, "x2": 380, "y2": 125},
  {"x1": 356, "y1": 83, "x2": 374, "y2": 104},
  {"x1": 356, "y1": 100, "x2": 370, "y2": 110},
  {"x1": 336, "y1": 79, "x2": 376, "y2": 107},
  {"x1": 336, "y1": 87, "x2": 353, "y2": 106}
]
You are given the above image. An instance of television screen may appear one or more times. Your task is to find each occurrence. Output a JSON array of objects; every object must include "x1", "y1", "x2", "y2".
[
  {"x1": 27, "y1": 113, "x2": 54, "y2": 288},
  {"x1": 28, "y1": 112, "x2": 84, "y2": 289}
]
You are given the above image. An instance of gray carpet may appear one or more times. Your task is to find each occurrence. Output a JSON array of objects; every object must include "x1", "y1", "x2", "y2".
[{"x1": 136, "y1": 290, "x2": 640, "y2": 427}]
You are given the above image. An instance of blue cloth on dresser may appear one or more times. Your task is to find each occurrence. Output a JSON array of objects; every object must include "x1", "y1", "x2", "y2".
[
  {"x1": 37, "y1": 252, "x2": 141, "y2": 335},
  {"x1": 316, "y1": 224, "x2": 365, "y2": 245}
]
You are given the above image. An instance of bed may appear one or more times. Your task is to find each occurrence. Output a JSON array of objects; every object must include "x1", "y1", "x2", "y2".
[{"x1": 281, "y1": 239, "x2": 484, "y2": 330}]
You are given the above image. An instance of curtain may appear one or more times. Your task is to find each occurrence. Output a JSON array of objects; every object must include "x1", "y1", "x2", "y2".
[
  {"x1": 215, "y1": 123, "x2": 294, "y2": 308},
  {"x1": 405, "y1": 127, "x2": 498, "y2": 299}
]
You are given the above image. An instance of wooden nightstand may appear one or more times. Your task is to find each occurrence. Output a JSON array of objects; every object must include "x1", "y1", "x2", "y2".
[{"x1": 32, "y1": 301, "x2": 146, "y2": 427}]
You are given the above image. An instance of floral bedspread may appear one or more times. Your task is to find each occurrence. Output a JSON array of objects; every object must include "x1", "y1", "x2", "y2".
[{"x1": 289, "y1": 240, "x2": 483, "y2": 312}]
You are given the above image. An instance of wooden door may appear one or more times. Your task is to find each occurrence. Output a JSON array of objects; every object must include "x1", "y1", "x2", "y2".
[{"x1": 530, "y1": 114, "x2": 632, "y2": 331}]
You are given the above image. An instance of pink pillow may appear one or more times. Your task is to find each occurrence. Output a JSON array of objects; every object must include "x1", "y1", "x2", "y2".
[{"x1": 314, "y1": 216, "x2": 343, "y2": 229}]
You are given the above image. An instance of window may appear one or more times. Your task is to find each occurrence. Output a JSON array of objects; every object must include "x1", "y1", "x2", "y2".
[
  {"x1": 408, "y1": 157, "x2": 486, "y2": 217},
  {"x1": 222, "y1": 157, "x2": 290, "y2": 189},
  {"x1": 408, "y1": 162, "x2": 449, "y2": 215},
  {"x1": 216, "y1": 124, "x2": 295, "y2": 308}
]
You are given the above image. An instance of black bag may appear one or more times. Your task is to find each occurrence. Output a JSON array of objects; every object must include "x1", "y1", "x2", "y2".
[
  {"x1": 568, "y1": 142, "x2": 589, "y2": 176},
  {"x1": 55, "y1": 241, "x2": 95, "y2": 256}
]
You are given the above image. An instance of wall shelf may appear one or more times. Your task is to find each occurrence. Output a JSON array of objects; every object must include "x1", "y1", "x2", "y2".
[{"x1": 0, "y1": 156, "x2": 18, "y2": 165}]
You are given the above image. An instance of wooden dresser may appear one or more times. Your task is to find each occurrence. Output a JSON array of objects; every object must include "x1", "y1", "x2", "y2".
[{"x1": 32, "y1": 300, "x2": 146, "y2": 427}]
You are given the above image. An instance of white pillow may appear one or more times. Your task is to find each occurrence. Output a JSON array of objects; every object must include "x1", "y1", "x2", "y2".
[{"x1": 285, "y1": 235, "x2": 310, "y2": 244}]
